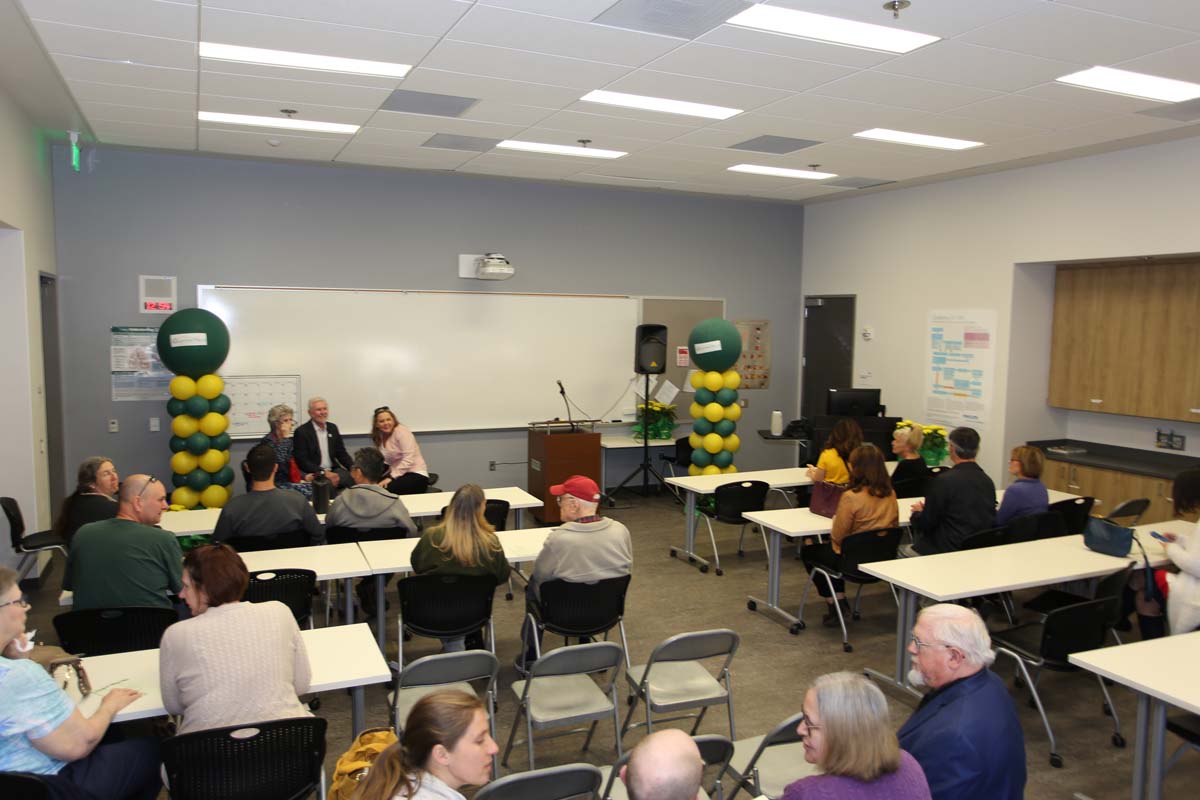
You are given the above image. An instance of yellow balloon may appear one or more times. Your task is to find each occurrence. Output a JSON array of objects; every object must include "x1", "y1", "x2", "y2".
[
  {"x1": 171, "y1": 486, "x2": 200, "y2": 509},
  {"x1": 722, "y1": 370, "x2": 740, "y2": 390},
  {"x1": 198, "y1": 412, "x2": 228, "y2": 437},
  {"x1": 169, "y1": 375, "x2": 197, "y2": 400},
  {"x1": 171, "y1": 414, "x2": 199, "y2": 438},
  {"x1": 200, "y1": 484, "x2": 229, "y2": 509},
  {"x1": 689, "y1": 401, "x2": 704, "y2": 419},
  {"x1": 171, "y1": 451, "x2": 198, "y2": 475},
  {"x1": 196, "y1": 374, "x2": 224, "y2": 400},
  {"x1": 688, "y1": 464, "x2": 702, "y2": 477},
  {"x1": 224, "y1": 450, "x2": 231, "y2": 465},
  {"x1": 703, "y1": 432, "x2": 724, "y2": 454},
  {"x1": 701, "y1": 464, "x2": 721, "y2": 476},
  {"x1": 723, "y1": 433, "x2": 742, "y2": 453},
  {"x1": 723, "y1": 403, "x2": 742, "y2": 422},
  {"x1": 703, "y1": 371, "x2": 724, "y2": 392},
  {"x1": 689, "y1": 370, "x2": 705, "y2": 390},
  {"x1": 723, "y1": 465, "x2": 738, "y2": 474},
  {"x1": 688, "y1": 432, "x2": 703, "y2": 450},
  {"x1": 703, "y1": 402, "x2": 725, "y2": 423},
  {"x1": 198, "y1": 449, "x2": 225, "y2": 473}
]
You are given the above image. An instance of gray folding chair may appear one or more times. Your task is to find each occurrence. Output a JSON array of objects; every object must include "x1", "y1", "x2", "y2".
[
  {"x1": 600, "y1": 734, "x2": 734, "y2": 800},
  {"x1": 725, "y1": 711, "x2": 807, "y2": 800},
  {"x1": 1103, "y1": 497, "x2": 1150, "y2": 526},
  {"x1": 476, "y1": 763, "x2": 602, "y2": 800},
  {"x1": 621, "y1": 629, "x2": 739, "y2": 742},
  {"x1": 502, "y1": 640, "x2": 624, "y2": 771}
]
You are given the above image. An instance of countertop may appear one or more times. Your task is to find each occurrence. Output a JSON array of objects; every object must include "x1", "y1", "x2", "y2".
[{"x1": 1028, "y1": 438, "x2": 1200, "y2": 480}]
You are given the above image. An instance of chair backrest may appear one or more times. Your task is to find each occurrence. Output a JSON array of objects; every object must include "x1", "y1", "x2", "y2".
[
  {"x1": 538, "y1": 575, "x2": 631, "y2": 638},
  {"x1": 398, "y1": 574, "x2": 497, "y2": 638},
  {"x1": 1, "y1": 497, "x2": 26, "y2": 549},
  {"x1": 891, "y1": 476, "x2": 926, "y2": 500},
  {"x1": 484, "y1": 499, "x2": 510, "y2": 532},
  {"x1": 1007, "y1": 510, "x2": 1068, "y2": 543},
  {"x1": 928, "y1": 466, "x2": 948, "y2": 476},
  {"x1": 1040, "y1": 598, "x2": 1111, "y2": 666},
  {"x1": 324, "y1": 525, "x2": 408, "y2": 544},
  {"x1": 0, "y1": 772, "x2": 53, "y2": 800},
  {"x1": 1048, "y1": 496, "x2": 1096, "y2": 535},
  {"x1": 244, "y1": 569, "x2": 316, "y2": 626},
  {"x1": 960, "y1": 525, "x2": 1010, "y2": 551},
  {"x1": 399, "y1": 650, "x2": 499, "y2": 690},
  {"x1": 530, "y1": 640, "x2": 623, "y2": 679},
  {"x1": 602, "y1": 735, "x2": 734, "y2": 800},
  {"x1": 225, "y1": 529, "x2": 310, "y2": 552},
  {"x1": 1105, "y1": 497, "x2": 1151, "y2": 526},
  {"x1": 161, "y1": 717, "x2": 327, "y2": 800},
  {"x1": 53, "y1": 607, "x2": 178, "y2": 656},
  {"x1": 712, "y1": 481, "x2": 769, "y2": 523},
  {"x1": 729, "y1": 711, "x2": 805, "y2": 800},
  {"x1": 838, "y1": 527, "x2": 905, "y2": 577},
  {"x1": 673, "y1": 436, "x2": 692, "y2": 465},
  {"x1": 476, "y1": 763, "x2": 602, "y2": 800},
  {"x1": 647, "y1": 629, "x2": 739, "y2": 674},
  {"x1": 1094, "y1": 563, "x2": 1135, "y2": 630}
]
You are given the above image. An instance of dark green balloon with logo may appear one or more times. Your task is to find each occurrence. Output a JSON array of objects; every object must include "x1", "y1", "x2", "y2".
[
  {"x1": 167, "y1": 398, "x2": 186, "y2": 417},
  {"x1": 212, "y1": 465, "x2": 235, "y2": 487},
  {"x1": 185, "y1": 432, "x2": 211, "y2": 455},
  {"x1": 209, "y1": 394, "x2": 231, "y2": 414},
  {"x1": 210, "y1": 432, "x2": 232, "y2": 452},
  {"x1": 185, "y1": 468, "x2": 212, "y2": 491},
  {"x1": 687, "y1": 318, "x2": 742, "y2": 372},
  {"x1": 155, "y1": 309, "x2": 231, "y2": 379}
]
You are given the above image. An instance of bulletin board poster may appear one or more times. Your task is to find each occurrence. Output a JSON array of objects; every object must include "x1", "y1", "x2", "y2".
[
  {"x1": 110, "y1": 326, "x2": 171, "y2": 401},
  {"x1": 924, "y1": 310, "x2": 996, "y2": 431},
  {"x1": 735, "y1": 320, "x2": 770, "y2": 389}
]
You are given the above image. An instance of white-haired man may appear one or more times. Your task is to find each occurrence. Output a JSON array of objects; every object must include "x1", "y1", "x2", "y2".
[
  {"x1": 897, "y1": 603, "x2": 1025, "y2": 800},
  {"x1": 293, "y1": 396, "x2": 353, "y2": 490},
  {"x1": 622, "y1": 729, "x2": 703, "y2": 800}
]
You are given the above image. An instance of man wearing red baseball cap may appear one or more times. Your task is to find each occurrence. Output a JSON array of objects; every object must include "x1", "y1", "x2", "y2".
[{"x1": 517, "y1": 474, "x2": 633, "y2": 674}]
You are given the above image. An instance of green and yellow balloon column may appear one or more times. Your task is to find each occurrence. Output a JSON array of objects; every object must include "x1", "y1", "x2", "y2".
[
  {"x1": 685, "y1": 318, "x2": 743, "y2": 476},
  {"x1": 157, "y1": 309, "x2": 233, "y2": 509}
]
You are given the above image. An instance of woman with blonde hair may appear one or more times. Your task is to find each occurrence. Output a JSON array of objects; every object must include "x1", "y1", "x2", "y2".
[
  {"x1": 890, "y1": 425, "x2": 928, "y2": 487},
  {"x1": 353, "y1": 690, "x2": 497, "y2": 800},
  {"x1": 783, "y1": 672, "x2": 930, "y2": 799},
  {"x1": 411, "y1": 484, "x2": 510, "y2": 650}
]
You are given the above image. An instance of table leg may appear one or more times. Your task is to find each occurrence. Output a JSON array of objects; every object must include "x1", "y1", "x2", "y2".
[
  {"x1": 1147, "y1": 698, "x2": 1167, "y2": 800},
  {"x1": 515, "y1": 509, "x2": 523, "y2": 529},
  {"x1": 344, "y1": 578, "x2": 354, "y2": 624},
  {"x1": 668, "y1": 491, "x2": 710, "y2": 572},
  {"x1": 375, "y1": 574, "x2": 386, "y2": 652},
  {"x1": 352, "y1": 686, "x2": 365, "y2": 736},
  {"x1": 746, "y1": 530, "x2": 800, "y2": 628},
  {"x1": 1133, "y1": 693, "x2": 1149, "y2": 800},
  {"x1": 864, "y1": 587, "x2": 921, "y2": 701}
]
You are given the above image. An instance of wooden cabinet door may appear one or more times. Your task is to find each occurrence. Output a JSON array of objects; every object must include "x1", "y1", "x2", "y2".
[
  {"x1": 1048, "y1": 267, "x2": 1104, "y2": 411},
  {"x1": 1136, "y1": 261, "x2": 1200, "y2": 422},
  {"x1": 1042, "y1": 460, "x2": 1073, "y2": 494}
]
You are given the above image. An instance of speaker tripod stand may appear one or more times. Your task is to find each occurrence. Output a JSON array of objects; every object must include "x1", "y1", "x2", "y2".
[{"x1": 609, "y1": 372, "x2": 671, "y2": 504}]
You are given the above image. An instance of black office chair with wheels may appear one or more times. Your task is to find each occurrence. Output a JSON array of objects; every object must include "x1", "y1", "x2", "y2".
[
  {"x1": 699, "y1": 481, "x2": 769, "y2": 576},
  {"x1": 1104, "y1": 497, "x2": 1151, "y2": 526},
  {"x1": 1023, "y1": 563, "x2": 1134, "y2": 644},
  {"x1": 161, "y1": 717, "x2": 327, "y2": 800},
  {"x1": 658, "y1": 436, "x2": 692, "y2": 479},
  {"x1": 960, "y1": 525, "x2": 1011, "y2": 550},
  {"x1": 2, "y1": 497, "x2": 68, "y2": 579},
  {"x1": 530, "y1": 575, "x2": 632, "y2": 664},
  {"x1": 891, "y1": 475, "x2": 927, "y2": 500},
  {"x1": 1007, "y1": 510, "x2": 1068, "y2": 543},
  {"x1": 53, "y1": 607, "x2": 178, "y2": 656},
  {"x1": 225, "y1": 529, "x2": 310, "y2": 552},
  {"x1": 244, "y1": 568, "x2": 317, "y2": 628},
  {"x1": 396, "y1": 573, "x2": 497, "y2": 665},
  {"x1": 324, "y1": 525, "x2": 408, "y2": 544},
  {"x1": 1049, "y1": 496, "x2": 1095, "y2": 535}
]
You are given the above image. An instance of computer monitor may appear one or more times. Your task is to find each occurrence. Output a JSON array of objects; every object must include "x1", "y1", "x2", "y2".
[{"x1": 826, "y1": 388, "x2": 883, "y2": 417}]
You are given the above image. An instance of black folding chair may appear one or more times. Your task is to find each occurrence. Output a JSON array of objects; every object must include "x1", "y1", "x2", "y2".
[
  {"x1": 1049, "y1": 496, "x2": 1095, "y2": 535},
  {"x1": 532, "y1": 575, "x2": 632, "y2": 664},
  {"x1": 1104, "y1": 497, "x2": 1150, "y2": 526},
  {"x1": 53, "y1": 607, "x2": 178, "y2": 655},
  {"x1": 476, "y1": 763, "x2": 602, "y2": 800},
  {"x1": 245, "y1": 568, "x2": 317, "y2": 628},
  {"x1": 396, "y1": 573, "x2": 497, "y2": 665},
  {"x1": 699, "y1": 481, "x2": 769, "y2": 575},
  {"x1": 1007, "y1": 510, "x2": 1068, "y2": 543},
  {"x1": 225, "y1": 529, "x2": 310, "y2": 552},
  {"x1": 2, "y1": 497, "x2": 68, "y2": 579}
]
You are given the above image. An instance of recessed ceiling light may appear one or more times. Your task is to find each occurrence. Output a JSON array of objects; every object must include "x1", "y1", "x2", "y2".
[
  {"x1": 580, "y1": 90, "x2": 742, "y2": 120},
  {"x1": 853, "y1": 128, "x2": 983, "y2": 150},
  {"x1": 1056, "y1": 66, "x2": 1200, "y2": 103},
  {"x1": 726, "y1": 5, "x2": 939, "y2": 54},
  {"x1": 198, "y1": 111, "x2": 359, "y2": 135},
  {"x1": 199, "y1": 42, "x2": 411, "y2": 78},
  {"x1": 496, "y1": 140, "x2": 626, "y2": 159},
  {"x1": 728, "y1": 164, "x2": 837, "y2": 180}
]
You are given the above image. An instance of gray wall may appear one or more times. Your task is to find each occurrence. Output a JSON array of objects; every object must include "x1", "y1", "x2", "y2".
[{"x1": 50, "y1": 145, "x2": 805, "y2": 495}]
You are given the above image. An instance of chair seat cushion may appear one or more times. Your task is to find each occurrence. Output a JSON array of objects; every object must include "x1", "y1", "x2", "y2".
[
  {"x1": 726, "y1": 735, "x2": 813, "y2": 799},
  {"x1": 1023, "y1": 589, "x2": 1089, "y2": 616},
  {"x1": 990, "y1": 623, "x2": 1043, "y2": 662},
  {"x1": 21, "y1": 531, "x2": 67, "y2": 551},
  {"x1": 1166, "y1": 713, "x2": 1200, "y2": 744},
  {"x1": 625, "y1": 661, "x2": 728, "y2": 711},
  {"x1": 391, "y1": 682, "x2": 477, "y2": 730},
  {"x1": 512, "y1": 674, "x2": 613, "y2": 727}
]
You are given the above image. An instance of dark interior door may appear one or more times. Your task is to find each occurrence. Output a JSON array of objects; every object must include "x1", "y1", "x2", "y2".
[
  {"x1": 40, "y1": 274, "x2": 66, "y2": 511},
  {"x1": 801, "y1": 296, "x2": 855, "y2": 419}
]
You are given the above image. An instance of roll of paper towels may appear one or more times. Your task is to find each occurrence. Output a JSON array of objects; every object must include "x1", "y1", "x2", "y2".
[{"x1": 770, "y1": 410, "x2": 783, "y2": 436}]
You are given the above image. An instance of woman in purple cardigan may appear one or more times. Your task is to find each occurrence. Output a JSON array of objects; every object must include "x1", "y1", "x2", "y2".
[
  {"x1": 782, "y1": 672, "x2": 931, "y2": 800},
  {"x1": 996, "y1": 445, "x2": 1049, "y2": 525}
]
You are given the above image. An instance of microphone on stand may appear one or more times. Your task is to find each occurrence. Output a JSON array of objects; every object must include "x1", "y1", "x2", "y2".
[{"x1": 557, "y1": 380, "x2": 576, "y2": 431}]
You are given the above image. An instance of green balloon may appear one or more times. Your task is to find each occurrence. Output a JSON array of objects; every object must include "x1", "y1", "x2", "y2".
[
  {"x1": 209, "y1": 394, "x2": 231, "y2": 414},
  {"x1": 690, "y1": 449, "x2": 712, "y2": 467},
  {"x1": 688, "y1": 318, "x2": 742, "y2": 372},
  {"x1": 713, "y1": 450, "x2": 734, "y2": 468},
  {"x1": 714, "y1": 419, "x2": 736, "y2": 437},
  {"x1": 693, "y1": 418, "x2": 713, "y2": 436},
  {"x1": 210, "y1": 432, "x2": 232, "y2": 452},
  {"x1": 167, "y1": 398, "x2": 186, "y2": 417},
  {"x1": 184, "y1": 395, "x2": 210, "y2": 417},
  {"x1": 694, "y1": 388, "x2": 715, "y2": 405},
  {"x1": 171, "y1": 472, "x2": 188, "y2": 488},
  {"x1": 185, "y1": 432, "x2": 211, "y2": 455},
  {"x1": 716, "y1": 388, "x2": 738, "y2": 406},
  {"x1": 185, "y1": 468, "x2": 212, "y2": 491},
  {"x1": 155, "y1": 309, "x2": 231, "y2": 379},
  {"x1": 169, "y1": 436, "x2": 188, "y2": 453},
  {"x1": 212, "y1": 466, "x2": 235, "y2": 487}
]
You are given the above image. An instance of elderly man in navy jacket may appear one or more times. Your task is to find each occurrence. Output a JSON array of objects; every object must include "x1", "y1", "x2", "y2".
[
  {"x1": 293, "y1": 396, "x2": 353, "y2": 490},
  {"x1": 898, "y1": 603, "x2": 1026, "y2": 800}
]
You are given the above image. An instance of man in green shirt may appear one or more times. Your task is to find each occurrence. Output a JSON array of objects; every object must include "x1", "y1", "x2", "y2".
[{"x1": 64, "y1": 474, "x2": 183, "y2": 610}]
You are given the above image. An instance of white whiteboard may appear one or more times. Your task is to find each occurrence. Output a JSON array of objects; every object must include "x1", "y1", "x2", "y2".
[
  {"x1": 223, "y1": 375, "x2": 302, "y2": 438},
  {"x1": 198, "y1": 286, "x2": 642, "y2": 434}
]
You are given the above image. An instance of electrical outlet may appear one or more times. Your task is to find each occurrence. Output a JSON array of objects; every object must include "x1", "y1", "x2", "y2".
[
  {"x1": 1156, "y1": 429, "x2": 1187, "y2": 451},
  {"x1": 107, "y1": 419, "x2": 119, "y2": 433},
  {"x1": 149, "y1": 417, "x2": 160, "y2": 432},
  {"x1": 489, "y1": 460, "x2": 497, "y2": 471}
]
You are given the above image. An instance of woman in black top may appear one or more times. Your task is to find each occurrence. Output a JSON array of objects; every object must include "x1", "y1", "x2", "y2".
[
  {"x1": 890, "y1": 425, "x2": 929, "y2": 489},
  {"x1": 53, "y1": 456, "x2": 119, "y2": 544}
]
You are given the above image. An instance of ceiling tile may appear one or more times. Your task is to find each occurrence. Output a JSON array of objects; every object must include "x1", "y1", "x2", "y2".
[
  {"x1": 879, "y1": 41, "x2": 1085, "y2": 93},
  {"x1": 459, "y1": 101, "x2": 556, "y2": 127},
  {"x1": 1053, "y1": 0, "x2": 1200, "y2": 35},
  {"x1": 760, "y1": 93, "x2": 933, "y2": 130},
  {"x1": 196, "y1": 57, "x2": 400, "y2": 90},
  {"x1": 68, "y1": 79, "x2": 196, "y2": 111},
  {"x1": 950, "y1": 93, "x2": 1120, "y2": 131},
  {"x1": 604, "y1": 69, "x2": 790, "y2": 111},
  {"x1": 54, "y1": 54, "x2": 196, "y2": 91},
  {"x1": 201, "y1": 0, "x2": 471, "y2": 37},
  {"x1": 697, "y1": 23, "x2": 897, "y2": 69},
  {"x1": 901, "y1": 114, "x2": 1049, "y2": 144},
  {"x1": 448, "y1": 4, "x2": 682, "y2": 67},
  {"x1": 33, "y1": 20, "x2": 195, "y2": 69},
  {"x1": 200, "y1": 94, "x2": 376, "y2": 125},
  {"x1": 1019, "y1": 81, "x2": 1167, "y2": 114},
  {"x1": 200, "y1": 70, "x2": 392, "y2": 108},
  {"x1": 419, "y1": 40, "x2": 629, "y2": 90},
  {"x1": 475, "y1": 0, "x2": 620, "y2": 22},
  {"x1": 23, "y1": 0, "x2": 197, "y2": 39},
  {"x1": 533, "y1": 109, "x2": 696, "y2": 142},
  {"x1": 365, "y1": 110, "x2": 526, "y2": 139},
  {"x1": 810, "y1": 71, "x2": 1001, "y2": 113},
  {"x1": 1117, "y1": 40, "x2": 1200, "y2": 84},
  {"x1": 504, "y1": 126, "x2": 661, "y2": 155},
  {"x1": 92, "y1": 118, "x2": 197, "y2": 149},
  {"x1": 402, "y1": 68, "x2": 581, "y2": 107},
  {"x1": 199, "y1": 124, "x2": 348, "y2": 159},
  {"x1": 588, "y1": 152, "x2": 724, "y2": 179},
  {"x1": 959, "y1": 4, "x2": 1195, "y2": 64},
  {"x1": 633, "y1": 141, "x2": 763, "y2": 167},
  {"x1": 346, "y1": 128, "x2": 437, "y2": 149},
  {"x1": 80, "y1": 100, "x2": 195, "y2": 127},
  {"x1": 645, "y1": 42, "x2": 854, "y2": 93},
  {"x1": 457, "y1": 151, "x2": 588, "y2": 179},
  {"x1": 707, "y1": 111, "x2": 856, "y2": 141}
]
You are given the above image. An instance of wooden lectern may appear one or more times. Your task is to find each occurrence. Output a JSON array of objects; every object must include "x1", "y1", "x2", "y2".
[{"x1": 528, "y1": 421, "x2": 601, "y2": 523}]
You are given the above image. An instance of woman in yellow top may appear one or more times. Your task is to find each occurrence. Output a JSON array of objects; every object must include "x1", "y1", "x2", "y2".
[
  {"x1": 802, "y1": 444, "x2": 898, "y2": 626},
  {"x1": 806, "y1": 418, "x2": 863, "y2": 486}
]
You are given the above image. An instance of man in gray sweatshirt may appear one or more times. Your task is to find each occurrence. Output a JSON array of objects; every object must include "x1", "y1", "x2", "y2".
[
  {"x1": 325, "y1": 448, "x2": 416, "y2": 534},
  {"x1": 213, "y1": 444, "x2": 324, "y2": 546}
]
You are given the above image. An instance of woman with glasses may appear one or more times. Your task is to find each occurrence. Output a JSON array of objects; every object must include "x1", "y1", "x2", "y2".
[
  {"x1": 158, "y1": 544, "x2": 312, "y2": 733},
  {"x1": 995, "y1": 445, "x2": 1048, "y2": 525},
  {"x1": 0, "y1": 566, "x2": 162, "y2": 799},
  {"x1": 257, "y1": 403, "x2": 312, "y2": 498},
  {"x1": 52, "y1": 456, "x2": 120, "y2": 544},
  {"x1": 782, "y1": 671, "x2": 930, "y2": 799},
  {"x1": 371, "y1": 406, "x2": 430, "y2": 495}
]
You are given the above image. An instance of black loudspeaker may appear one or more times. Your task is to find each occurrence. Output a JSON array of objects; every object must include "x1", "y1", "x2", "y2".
[{"x1": 635, "y1": 324, "x2": 667, "y2": 374}]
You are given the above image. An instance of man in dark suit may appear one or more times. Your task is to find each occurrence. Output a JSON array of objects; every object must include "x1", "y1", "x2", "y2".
[
  {"x1": 905, "y1": 426, "x2": 995, "y2": 555},
  {"x1": 898, "y1": 604, "x2": 1026, "y2": 800},
  {"x1": 293, "y1": 396, "x2": 353, "y2": 490}
]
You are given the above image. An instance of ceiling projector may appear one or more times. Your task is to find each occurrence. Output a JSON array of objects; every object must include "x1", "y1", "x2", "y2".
[{"x1": 475, "y1": 253, "x2": 514, "y2": 280}]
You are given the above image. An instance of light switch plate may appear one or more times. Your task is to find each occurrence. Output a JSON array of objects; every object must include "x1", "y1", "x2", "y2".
[{"x1": 107, "y1": 419, "x2": 119, "y2": 433}]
